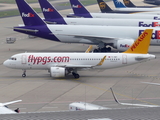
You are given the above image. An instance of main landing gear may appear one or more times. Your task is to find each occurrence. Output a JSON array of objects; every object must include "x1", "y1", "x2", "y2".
[
  {"x1": 93, "y1": 43, "x2": 112, "y2": 52},
  {"x1": 72, "y1": 72, "x2": 80, "y2": 79},
  {"x1": 22, "y1": 70, "x2": 26, "y2": 77}
]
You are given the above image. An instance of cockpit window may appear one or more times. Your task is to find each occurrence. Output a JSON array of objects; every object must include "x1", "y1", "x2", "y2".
[{"x1": 9, "y1": 57, "x2": 17, "y2": 60}]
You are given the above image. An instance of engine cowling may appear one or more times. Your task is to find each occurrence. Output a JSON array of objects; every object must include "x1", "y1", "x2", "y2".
[
  {"x1": 50, "y1": 67, "x2": 66, "y2": 78},
  {"x1": 114, "y1": 39, "x2": 134, "y2": 52}
]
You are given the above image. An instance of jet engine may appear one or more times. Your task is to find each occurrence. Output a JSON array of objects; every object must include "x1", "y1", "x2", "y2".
[
  {"x1": 50, "y1": 67, "x2": 66, "y2": 78},
  {"x1": 114, "y1": 39, "x2": 134, "y2": 52}
]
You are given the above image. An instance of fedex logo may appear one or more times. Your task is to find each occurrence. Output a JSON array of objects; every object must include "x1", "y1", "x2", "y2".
[
  {"x1": 72, "y1": 5, "x2": 82, "y2": 8},
  {"x1": 154, "y1": 17, "x2": 160, "y2": 20},
  {"x1": 43, "y1": 8, "x2": 54, "y2": 12},
  {"x1": 139, "y1": 30, "x2": 160, "y2": 39},
  {"x1": 139, "y1": 21, "x2": 160, "y2": 27},
  {"x1": 22, "y1": 12, "x2": 34, "y2": 17},
  {"x1": 28, "y1": 55, "x2": 70, "y2": 65},
  {"x1": 131, "y1": 31, "x2": 148, "y2": 51},
  {"x1": 120, "y1": 44, "x2": 130, "y2": 48}
]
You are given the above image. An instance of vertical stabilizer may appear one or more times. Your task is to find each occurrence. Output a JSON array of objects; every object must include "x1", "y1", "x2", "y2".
[
  {"x1": 112, "y1": 0, "x2": 126, "y2": 8},
  {"x1": 123, "y1": 0, "x2": 136, "y2": 7},
  {"x1": 97, "y1": 0, "x2": 113, "y2": 13},
  {"x1": 69, "y1": 0, "x2": 92, "y2": 17},
  {"x1": 123, "y1": 29, "x2": 153, "y2": 54},
  {"x1": 15, "y1": 0, "x2": 46, "y2": 26},
  {"x1": 38, "y1": 0, "x2": 67, "y2": 24}
]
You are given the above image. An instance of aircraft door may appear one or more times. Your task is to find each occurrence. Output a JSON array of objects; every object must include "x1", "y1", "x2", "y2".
[
  {"x1": 21, "y1": 55, "x2": 27, "y2": 64},
  {"x1": 122, "y1": 55, "x2": 127, "y2": 64}
]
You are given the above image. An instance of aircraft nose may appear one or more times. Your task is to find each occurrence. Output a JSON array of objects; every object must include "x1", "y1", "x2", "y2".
[{"x1": 3, "y1": 60, "x2": 10, "y2": 68}]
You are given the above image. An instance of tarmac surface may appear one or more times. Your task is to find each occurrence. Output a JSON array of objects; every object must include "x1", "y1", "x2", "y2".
[{"x1": 0, "y1": 0, "x2": 160, "y2": 116}]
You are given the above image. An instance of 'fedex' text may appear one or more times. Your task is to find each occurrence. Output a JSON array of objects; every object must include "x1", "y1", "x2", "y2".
[
  {"x1": 22, "y1": 12, "x2": 34, "y2": 17},
  {"x1": 139, "y1": 30, "x2": 160, "y2": 39},
  {"x1": 139, "y1": 22, "x2": 160, "y2": 27}
]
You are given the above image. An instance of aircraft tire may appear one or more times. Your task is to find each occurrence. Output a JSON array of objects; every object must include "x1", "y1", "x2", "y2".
[
  {"x1": 93, "y1": 49, "x2": 99, "y2": 52},
  {"x1": 22, "y1": 74, "x2": 26, "y2": 77},
  {"x1": 72, "y1": 72, "x2": 80, "y2": 79}
]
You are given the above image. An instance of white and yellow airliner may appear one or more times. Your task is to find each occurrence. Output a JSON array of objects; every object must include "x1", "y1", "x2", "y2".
[{"x1": 3, "y1": 29, "x2": 155, "y2": 79}]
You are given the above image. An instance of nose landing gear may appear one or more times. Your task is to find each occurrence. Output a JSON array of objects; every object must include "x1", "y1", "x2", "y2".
[{"x1": 22, "y1": 70, "x2": 26, "y2": 77}]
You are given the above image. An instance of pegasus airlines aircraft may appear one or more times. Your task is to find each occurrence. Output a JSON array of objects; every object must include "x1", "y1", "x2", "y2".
[
  {"x1": 3, "y1": 29, "x2": 156, "y2": 78},
  {"x1": 67, "y1": 0, "x2": 160, "y2": 20},
  {"x1": 14, "y1": 0, "x2": 160, "y2": 52},
  {"x1": 38, "y1": 0, "x2": 160, "y2": 28}
]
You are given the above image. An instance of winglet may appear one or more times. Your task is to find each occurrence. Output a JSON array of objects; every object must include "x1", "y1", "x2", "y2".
[
  {"x1": 97, "y1": 56, "x2": 106, "y2": 66},
  {"x1": 85, "y1": 45, "x2": 92, "y2": 53},
  {"x1": 112, "y1": 0, "x2": 126, "y2": 8},
  {"x1": 69, "y1": 0, "x2": 92, "y2": 18},
  {"x1": 110, "y1": 88, "x2": 120, "y2": 104},
  {"x1": 97, "y1": 0, "x2": 113, "y2": 13},
  {"x1": 123, "y1": 0, "x2": 136, "y2": 7},
  {"x1": 38, "y1": 0, "x2": 67, "y2": 24},
  {"x1": 123, "y1": 29, "x2": 153, "y2": 54}
]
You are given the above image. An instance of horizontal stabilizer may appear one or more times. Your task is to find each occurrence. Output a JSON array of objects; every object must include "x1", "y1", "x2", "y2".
[
  {"x1": 14, "y1": 27, "x2": 39, "y2": 33},
  {"x1": 135, "y1": 56, "x2": 150, "y2": 60}
]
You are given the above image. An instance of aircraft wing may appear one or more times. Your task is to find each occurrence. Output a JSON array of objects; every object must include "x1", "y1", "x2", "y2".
[
  {"x1": 54, "y1": 56, "x2": 106, "y2": 68},
  {"x1": 0, "y1": 100, "x2": 22, "y2": 114},
  {"x1": 110, "y1": 88, "x2": 159, "y2": 107},
  {"x1": 0, "y1": 106, "x2": 17, "y2": 114},
  {"x1": 54, "y1": 33, "x2": 120, "y2": 42}
]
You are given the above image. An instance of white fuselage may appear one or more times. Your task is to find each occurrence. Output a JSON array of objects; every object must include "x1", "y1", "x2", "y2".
[
  {"x1": 63, "y1": 18, "x2": 160, "y2": 27},
  {"x1": 3, "y1": 53, "x2": 155, "y2": 70},
  {"x1": 88, "y1": 13, "x2": 160, "y2": 20},
  {"x1": 46, "y1": 25, "x2": 160, "y2": 45},
  {"x1": 114, "y1": 7, "x2": 160, "y2": 11}
]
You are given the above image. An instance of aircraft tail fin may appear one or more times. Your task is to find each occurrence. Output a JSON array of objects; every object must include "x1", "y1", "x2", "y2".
[
  {"x1": 15, "y1": 0, "x2": 46, "y2": 26},
  {"x1": 123, "y1": 29, "x2": 153, "y2": 54},
  {"x1": 123, "y1": 0, "x2": 136, "y2": 7},
  {"x1": 38, "y1": 0, "x2": 67, "y2": 24},
  {"x1": 69, "y1": 0, "x2": 92, "y2": 18},
  {"x1": 112, "y1": 0, "x2": 126, "y2": 8},
  {"x1": 97, "y1": 0, "x2": 113, "y2": 13}
]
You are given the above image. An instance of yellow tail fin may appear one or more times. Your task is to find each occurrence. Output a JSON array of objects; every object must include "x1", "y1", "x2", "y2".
[{"x1": 123, "y1": 29, "x2": 153, "y2": 54}]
